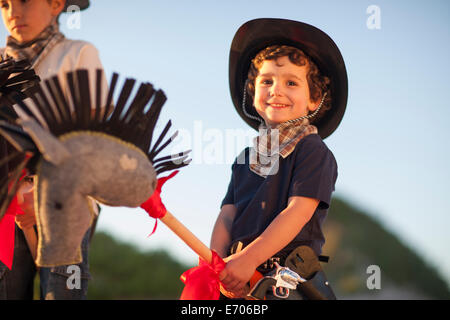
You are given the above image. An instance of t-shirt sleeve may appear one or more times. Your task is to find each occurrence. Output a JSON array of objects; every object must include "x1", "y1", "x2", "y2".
[
  {"x1": 221, "y1": 162, "x2": 236, "y2": 208},
  {"x1": 288, "y1": 137, "x2": 337, "y2": 209}
]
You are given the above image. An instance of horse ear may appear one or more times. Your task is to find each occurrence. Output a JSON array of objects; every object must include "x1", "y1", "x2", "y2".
[{"x1": 19, "y1": 118, "x2": 70, "y2": 165}]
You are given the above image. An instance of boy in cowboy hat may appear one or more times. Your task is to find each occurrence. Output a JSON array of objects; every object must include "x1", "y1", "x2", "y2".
[
  {"x1": 0, "y1": 0, "x2": 106, "y2": 299},
  {"x1": 210, "y1": 18, "x2": 348, "y2": 299}
]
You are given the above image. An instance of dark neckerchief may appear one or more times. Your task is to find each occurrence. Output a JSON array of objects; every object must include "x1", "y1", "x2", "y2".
[
  {"x1": 249, "y1": 118, "x2": 318, "y2": 178},
  {"x1": 4, "y1": 20, "x2": 65, "y2": 67}
]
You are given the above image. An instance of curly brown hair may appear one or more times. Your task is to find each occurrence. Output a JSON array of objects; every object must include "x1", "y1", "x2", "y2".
[{"x1": 247, "y1": 45, "x2": 331, "y2": 124}]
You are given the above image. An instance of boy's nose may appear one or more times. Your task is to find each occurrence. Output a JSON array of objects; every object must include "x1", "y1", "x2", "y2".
[
  {"x1": 8, "y1": 3, "x2": 22, "y2": 20},
  {"x1": 269, "y1": 82, "x2": 283, "y2": 97}
]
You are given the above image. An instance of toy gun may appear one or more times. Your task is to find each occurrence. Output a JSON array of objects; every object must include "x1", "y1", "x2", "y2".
[
  {"x1": 248, "y1": 262, "x2": 306, "y2": 299},
  {"x1": 247, "y1": 246, "x2": 337, "y2": 300}
]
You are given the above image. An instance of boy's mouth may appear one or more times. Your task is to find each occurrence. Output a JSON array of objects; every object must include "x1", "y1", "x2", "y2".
[
  {"x1": 267, "y1": 103, "x2": 290, "y2": 109},
  {"x1": 12, "y1": 24, "x2": 27, "y2": 31}
]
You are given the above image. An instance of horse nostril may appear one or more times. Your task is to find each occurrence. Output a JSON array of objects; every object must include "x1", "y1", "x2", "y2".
[{"x1": 55, "y1": 202, "x2": 63, "y2": 210}]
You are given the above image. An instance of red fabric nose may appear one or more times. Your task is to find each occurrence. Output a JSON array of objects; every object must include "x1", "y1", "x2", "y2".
[{"x1": 140, "y1": 170, "x2": 179, "y2": 235}]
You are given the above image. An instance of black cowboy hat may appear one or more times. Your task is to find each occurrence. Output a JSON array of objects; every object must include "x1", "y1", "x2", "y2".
[
  {"x1": 229, "y1": 18, "x2": 348, "y2": 139},
  {"x1": 64, "y1": 0, "x2": 90, "y2": 11}
]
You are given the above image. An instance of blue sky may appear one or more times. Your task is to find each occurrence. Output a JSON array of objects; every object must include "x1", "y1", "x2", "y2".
[{"x1": 2, "y1": 0, "x2": 449, "y2": 288}]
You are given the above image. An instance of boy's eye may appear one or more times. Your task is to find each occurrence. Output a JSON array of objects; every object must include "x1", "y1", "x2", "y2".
[
  {"x1": 258, "y1": 79, "x2": 272, "y2": 85},
  {"x1": 287, "y1": 80, "x2": 297, "y2": 86},
  {"x1": 1, "y1": 2, "x2": 8, "y2": 9}
]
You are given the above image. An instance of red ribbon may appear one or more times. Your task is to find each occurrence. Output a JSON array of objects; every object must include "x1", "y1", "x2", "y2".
[
  {"x1": 140, "y1": 171, "x2": 226, "y2": 299},
  {"x1": 179, "y1": 251, "x2": 226, "y2": 300},
  {"x1": 140, "y1": 170, "x2": 179, "y2": 235}
]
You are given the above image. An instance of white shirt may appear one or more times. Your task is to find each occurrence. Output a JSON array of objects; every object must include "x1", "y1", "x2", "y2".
[
  {"x1": 12, "y1": 38, "x2": 108, "y2": 124},
  {"x1": 33, "y1": 38, "x2": 108, "y2": 110}
]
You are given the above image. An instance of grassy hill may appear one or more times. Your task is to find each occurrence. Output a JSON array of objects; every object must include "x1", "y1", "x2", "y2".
[
  {"x1": 87, "y1": 232, "x2": 190, "y2": 299},
  {"x1": 322, "y1": 197, "x2": 450, "y2": 299},
  {"x1": 86, "y1": 196, "x2": 450, "y2": 299}
]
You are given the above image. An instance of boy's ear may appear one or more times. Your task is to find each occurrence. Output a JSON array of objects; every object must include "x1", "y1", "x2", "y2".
[
  {"x1": 50, "y1": 0, "x2": 66, "y2": 17},
  {"x1": 308, "y1": 98, "x2": 320, "y2": 112}
]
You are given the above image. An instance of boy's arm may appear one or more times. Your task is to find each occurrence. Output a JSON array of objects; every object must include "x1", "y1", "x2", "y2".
[
  {"x1": 210, "y1": 204, "x2": 237, "y2": 258},
  {"x1": 220, "y1": 196, "x2": 319, "y2": 294},
  {"x1": 15, "y1": 181, "x2": 36, "y2": 230}
]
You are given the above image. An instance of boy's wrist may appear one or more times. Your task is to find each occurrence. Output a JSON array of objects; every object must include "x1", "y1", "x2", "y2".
[
  {"x1": 239, "y1": 246, "x2": 264, "y2": 270},
  {"x1": 211, "y1": 247, "x2": 227, "y2": 259}
]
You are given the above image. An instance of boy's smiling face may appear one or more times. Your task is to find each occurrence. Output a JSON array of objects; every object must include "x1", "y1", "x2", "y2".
[
  {"x1": 253, "y1": 55, "x2": 319, "y2": 127},
  {"x1": 1, "y1": 0, "x2": 64, "y2": 43}
]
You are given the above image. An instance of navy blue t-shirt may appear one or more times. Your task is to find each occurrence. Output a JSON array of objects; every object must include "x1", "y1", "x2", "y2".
[{"x1": 221, "y1": 134, "x2": 337, "y2": 258}]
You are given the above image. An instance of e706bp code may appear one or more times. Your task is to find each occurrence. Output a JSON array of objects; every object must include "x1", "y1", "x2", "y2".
[{"x1": 225, "y1": 304, "x2": 268, "y2": 315}]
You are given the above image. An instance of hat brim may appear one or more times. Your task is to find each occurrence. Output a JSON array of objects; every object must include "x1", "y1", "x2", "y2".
[
  {"x1": 64, "y1": 0, "x2": 90, "y2": 11},
  {"x1": 229, "y1": 18, "x2": 348, "y2": 139}
]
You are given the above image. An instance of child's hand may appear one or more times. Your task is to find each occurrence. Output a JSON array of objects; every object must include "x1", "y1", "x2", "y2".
[
  {"x1": 15, "y1": 181, "x2": 36, "y2": 230},
  {"x1": 219, "y1": 282, "x2": 249, "y2": 299},
  {"x1": 219, "y1": 252, "x2": 256, "y2": 298}
]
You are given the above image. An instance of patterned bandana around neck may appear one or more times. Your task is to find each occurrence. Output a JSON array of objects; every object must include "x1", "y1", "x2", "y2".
[
  {"x1": 249, "y1": 118, "x2": 318, "y2": 178},
  {"x1": 4, "y1": 20, "x2": 64, "y2": 66}
]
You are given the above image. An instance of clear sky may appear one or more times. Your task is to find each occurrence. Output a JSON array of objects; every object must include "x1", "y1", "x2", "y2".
[{"x1": 2, "y1": 0, "x2": 449, "y2": 287}]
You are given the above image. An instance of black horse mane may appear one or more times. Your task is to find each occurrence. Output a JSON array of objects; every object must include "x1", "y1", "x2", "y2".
[{"x1": 0, "y1": 68, "x2": 190, "y2": 218}]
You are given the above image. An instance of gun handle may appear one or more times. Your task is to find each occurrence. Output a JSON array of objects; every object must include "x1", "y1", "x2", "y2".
[{"x1": 247, "y1": 276, "x2": 277, "y2": 300}]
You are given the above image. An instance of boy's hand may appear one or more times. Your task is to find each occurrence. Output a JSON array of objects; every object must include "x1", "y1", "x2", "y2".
[
  {"x1": 219, "y1": 282, "x2": 249, "y2": 299},
  {"x1": 15, "y1": 181, "x2": 36, "y2": 230},
  {"x1": 219, "y1": 252, "x2": 256, "y2": 298}
]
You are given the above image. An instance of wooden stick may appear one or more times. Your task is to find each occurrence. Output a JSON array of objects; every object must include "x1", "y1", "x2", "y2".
[
  {"x1": 160, "y1": 210, "x2": 212, "y2": 263},
  {"x1": 160, "y1": 210, "x2": 261, "y2": 299}
]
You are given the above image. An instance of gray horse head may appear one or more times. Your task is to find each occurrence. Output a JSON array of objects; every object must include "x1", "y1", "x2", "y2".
[{"x1": 0, "y1": 69, "x2": 189, "y2": 267}]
